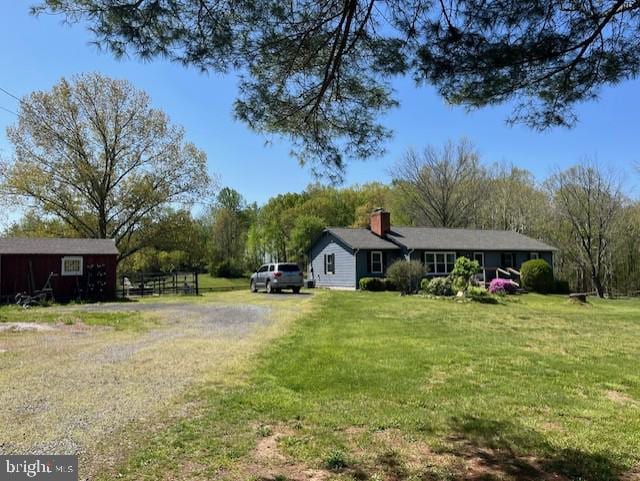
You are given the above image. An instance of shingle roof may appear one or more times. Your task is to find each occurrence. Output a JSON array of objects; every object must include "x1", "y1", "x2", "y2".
[
  {"x1": 324, "y1": 226, "x2": 556, "y2": 251},
  {"x1": 0, "y1": 238, "x2": 119, "y2": 255},
  {"x1": 325, "y1": 228, "x2": 399, "y2": 250},
  {"x1": 386, "y1": 227, "x2": 557, "y2": 251}
]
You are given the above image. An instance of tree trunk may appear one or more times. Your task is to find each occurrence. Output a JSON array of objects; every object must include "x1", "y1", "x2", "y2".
[{"x1": 592, "y1": 268, "x2": 605, "y2": 298}]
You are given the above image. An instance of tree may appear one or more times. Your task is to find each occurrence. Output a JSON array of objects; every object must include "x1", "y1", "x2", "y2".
[
  {"x1": 392, "y1": 139, "x2": 486, "y2": 227},
  {"x1": 1, "y1": 73, "x2": 210, "y2": 261},
  {"x1": 547, "y1": 163, "x2": 623, "y2": 297},
  {"x1": 205, "y1": 187, "x2": 254, "y2": 272},
  {"x1": 35, "y1": 1, "x2": 640, "y2": 174}
]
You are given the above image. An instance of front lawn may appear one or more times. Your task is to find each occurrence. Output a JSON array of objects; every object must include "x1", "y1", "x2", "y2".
[
  {"x1": 198, "y1": 275, "x2": 249, "y2": 290},
  {"x1": 108, "y1": 292, "x2": 640, "y2": 481}
]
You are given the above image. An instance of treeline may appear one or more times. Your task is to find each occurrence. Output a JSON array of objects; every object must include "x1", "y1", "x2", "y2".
[{"x1": 5, "y1": 139, "x2": 639, "y2": 297}]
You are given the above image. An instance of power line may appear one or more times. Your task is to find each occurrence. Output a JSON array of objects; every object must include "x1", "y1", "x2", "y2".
[
  {"x1": 0, "y1": 87, "x2": 21, "y2": 103},
  {"x1": 0, "y1": 105, "x2": 18, "y2": 116}
]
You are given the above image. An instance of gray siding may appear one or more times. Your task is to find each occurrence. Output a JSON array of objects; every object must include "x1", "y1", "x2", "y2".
[{"x1": 309, "y1": 232, "x2": 356, "y2": 288}]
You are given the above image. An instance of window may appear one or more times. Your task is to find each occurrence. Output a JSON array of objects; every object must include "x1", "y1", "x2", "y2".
[
  {"x1": 371, "y1": 251, "x2": 383, "y2": 274},
  {"x1": 503, "y1": 253, "x2": 514, "y2": 268},
  {"x1": 278, "y1": 264, "x2": 300, "y2": 272},
  {"x1": 257, "y1": 265, "x2": 268, "y2": 273},
  {"x1": 473, "y1": 252, "x2": 485, "y2": 267},
  {"x1": 269, "y1": 264, "x2": 275, "y2": 271},
  {"x1": 424, "y1": 252, "x2": 456, "y2": 274},
  {"x1": 324, "y1": 253, "x2": 335, "y2": 274},
  {"x1": 530, "y1": 252, "x2": 539, "y2": 259},
  {"x1": 61, "y1": 256, "x2": 83, "y2": 276}
]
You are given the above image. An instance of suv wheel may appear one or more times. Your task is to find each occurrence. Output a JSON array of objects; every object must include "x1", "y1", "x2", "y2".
[
  {"x1": 265, "y1": 280, "x2": 273, "y2": 294},
  {"x1": 250, "y1": 279, "x2": 257, "y2": 293},
  {"x1": 292, "y1": 286, "x2": 301, "y2": 294}
]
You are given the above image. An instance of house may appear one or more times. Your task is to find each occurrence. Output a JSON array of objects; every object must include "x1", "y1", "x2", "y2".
[
  {"x1": 308, "y1": 210, "x2": 556, "y2": 289},
  {"x1": 0, "y1": 238, "x2": 119, "y2": 302}
]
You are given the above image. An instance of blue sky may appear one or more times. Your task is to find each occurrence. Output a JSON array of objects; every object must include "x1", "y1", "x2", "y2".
[{"x1": 1, "y1": 1, "x2": 638, "y2": 219}]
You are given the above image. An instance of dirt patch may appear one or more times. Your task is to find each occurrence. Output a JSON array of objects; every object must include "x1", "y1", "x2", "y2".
[
  {"x1": 0, "y1": 322, "x2": 55, "y2": 332},
  {"x1": 605, "y1": 390, "x2": 639, "y2": 406}
]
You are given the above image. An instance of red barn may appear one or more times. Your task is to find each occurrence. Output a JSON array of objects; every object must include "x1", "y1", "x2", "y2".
[{"x1": 0, "y1": 238, "x2": 118, "y2": 303}]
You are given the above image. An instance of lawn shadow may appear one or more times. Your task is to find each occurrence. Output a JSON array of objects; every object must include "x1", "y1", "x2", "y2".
[{"x1": 440, "y1": 416, "x2": 624, "y2": 481}]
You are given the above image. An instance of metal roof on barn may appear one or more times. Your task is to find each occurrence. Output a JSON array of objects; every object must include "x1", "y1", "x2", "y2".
[{"x1": 0, "y1": 238, "x2": 119, "y2": 255}]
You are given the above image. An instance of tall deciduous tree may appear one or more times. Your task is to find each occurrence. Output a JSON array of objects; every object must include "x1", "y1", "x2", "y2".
[
  {"x1": 36, "y1": 1, "x2": 640, "y2": 174},
  {"x1": 547, "y1": 163, "x2": 623, "y2": 297},
  {"x1": 1, "y1": 73, "x2": 210, "y2": 260},
  {"x1": 392, "y1": 139, "x2": 486, "y2": 228}
]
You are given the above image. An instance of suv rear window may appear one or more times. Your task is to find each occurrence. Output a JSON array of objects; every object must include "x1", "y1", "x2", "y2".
[{"x1": 278, "y1": 264, "x2": 300, "y2": 272}]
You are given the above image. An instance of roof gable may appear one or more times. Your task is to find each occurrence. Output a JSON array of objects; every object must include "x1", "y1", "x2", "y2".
[{"x1": 0, "y1": 238, "x2": 119, "y2": 255}]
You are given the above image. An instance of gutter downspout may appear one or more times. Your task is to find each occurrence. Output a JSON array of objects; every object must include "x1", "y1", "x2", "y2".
[{"x1": 406, "y1": 249, "x2": 414, "y2": 262}]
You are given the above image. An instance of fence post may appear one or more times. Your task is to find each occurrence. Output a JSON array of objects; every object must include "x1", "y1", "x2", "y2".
[
  {"x1": 122, "y1": 275, "x2": 125, "y2": 299},
  {"x1": 141, "y1": 272, "x2": 144, "y2": 297},
  {"x1": 195, "y1": 271, "x2": 199, "y2": 296}
]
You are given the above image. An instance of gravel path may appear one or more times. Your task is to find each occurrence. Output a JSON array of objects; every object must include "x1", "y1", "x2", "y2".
[{"x1": 0, "y1": 300, "x2": 272, "y2": 476}]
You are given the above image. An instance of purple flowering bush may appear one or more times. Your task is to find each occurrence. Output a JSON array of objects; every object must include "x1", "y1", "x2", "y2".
[{"x1": 488, "y1": 278, "x2": 518, "y2": 294}]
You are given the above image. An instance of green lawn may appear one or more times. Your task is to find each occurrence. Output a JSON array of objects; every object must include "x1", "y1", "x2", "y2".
[
  {"x1": 197, "y1": 275, "x2": 249, "y2": 290},
  {"x1": 99, "y1": 292, "x2": 640, "y2": 480}
]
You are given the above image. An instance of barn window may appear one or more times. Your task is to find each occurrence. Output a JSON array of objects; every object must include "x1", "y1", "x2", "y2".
[{"x1": 61, "y1": 256, "x2": 83, "y2": 276}]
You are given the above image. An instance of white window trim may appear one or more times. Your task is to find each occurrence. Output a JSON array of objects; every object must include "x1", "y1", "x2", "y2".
[
  {"x1": 61, "y1": 256, "x2": 83, "y2": 276},
  {"x1": 325, "y1": 253, "x2": 335, "y2": 274},
  {"x1": 371, "y1": 251, "x2": 383, "y2": 274},
  {"x1": 530, "y1": 252, "x2": 540, "y2": 259},
  {"x1": 424, "y1": 251, "x2": 456, "y2": 274},
  {"x1": 473, "y1": 252, "x2": 485, "y2": 267}
]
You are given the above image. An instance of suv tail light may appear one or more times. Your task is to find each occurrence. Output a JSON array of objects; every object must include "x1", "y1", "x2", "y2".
[{"x1": 274, "y1": 272, "x2": 282, "y2": 277}]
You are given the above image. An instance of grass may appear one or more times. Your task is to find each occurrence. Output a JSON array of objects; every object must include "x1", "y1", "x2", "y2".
[
  {"x1": 198, "y1": 276, "x2": 249, "y2": 290},
  {"x1": 102, "y1": 291, "x2": 640, "y2": 481},
  {"x1": 0, "y1": 304, "x2": 151, "y2": 330}
]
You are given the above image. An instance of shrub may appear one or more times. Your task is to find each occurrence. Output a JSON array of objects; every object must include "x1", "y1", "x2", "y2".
[
  {"x1": 488, "y1": 278, "x2": 518, "y2": 294},
  {"x1": 450, "y1": 256, "x2": 481, "y2": 294},
  {"x1": 467, "y1": 286, "x2": 498, "y2": 303},
  {"x1": 386, "y1": 260, "x2": 426, "y2": 295},
  {"x1": 384, "y1": 278, "x2": 397, "y2": 291},
  {"x1": 211, "y1": 259, "x2": 245, "y2": 278},
  {"x1": 359, "y1": 277, "x2": 386, "y2": 291},
  {"x1": 553, "y1": 279, "x2": 571, "y2": 294},
  {"x1": 422, "y1": 277, "x2": 454, "y2": 296},
  {"x1": 520, "y1": 259, "x2": 554, "y2": 293}
]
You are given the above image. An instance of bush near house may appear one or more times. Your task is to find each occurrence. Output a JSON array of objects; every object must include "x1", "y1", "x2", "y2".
[
  {"x1": 521, "y1": 259, "x2": 554, "y2": 293},
  {"x1": 489, "y1": 278, "x2": 518, "y2": 294},
  {"x1": 386, "y1": 260, "x2": 425, "y2": 295},
  {"x1": 422, "y1": 277, "x2": 454, "y2": 296},
  {"x1": 359, "y1": 277, "x2": 386, "y2": 291},
  {"x1": 450, "y1": 256, "x2": 481, "y2": 293}
]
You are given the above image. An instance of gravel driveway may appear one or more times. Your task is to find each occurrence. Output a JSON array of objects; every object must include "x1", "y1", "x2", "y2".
[{"x1": 0, "y1": 300, "x2": 272, "y2": 477}]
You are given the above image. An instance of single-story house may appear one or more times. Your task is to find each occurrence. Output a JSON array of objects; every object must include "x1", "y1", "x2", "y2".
[
  {"x1": 0, "y1": 238, "x2": 119, "y2": 302},
  {"x1": 309, "y1": 209, "x2": 556, "y2": 289}
]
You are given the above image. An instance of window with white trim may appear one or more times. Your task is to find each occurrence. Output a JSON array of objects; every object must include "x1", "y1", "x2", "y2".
[
  {"x1": 530, "y1": 252, "x2": 539, "y2": 259},
  {"x1": 424, "y1": 252, "x2": 456, "y2": 274},
  {"x1": 61, "y1": 256, "x2": 83, "y2": 276},
  {"x1": 371, "y1": 251, "x2": 383, "y2": 274},
  {"x1": 473, "y1": 252, "x2": 485, "y2": 267},
  {"x1": 324, "y1": 253, "x2": 335, "y2": 274}
]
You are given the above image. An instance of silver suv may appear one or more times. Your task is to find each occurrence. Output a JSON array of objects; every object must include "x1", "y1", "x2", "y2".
[{"x1": 250, "y1": 263, "x2": 303, "y2": 294}]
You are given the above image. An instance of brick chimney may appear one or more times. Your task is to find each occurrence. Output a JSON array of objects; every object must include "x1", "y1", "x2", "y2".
[{"x1": 370, "y1": 208, "x2": 391, "y2": 237}]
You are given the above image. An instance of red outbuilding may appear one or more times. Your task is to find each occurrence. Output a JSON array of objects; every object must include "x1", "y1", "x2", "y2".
[{"x1": 0, "y1": 238, "x2": 118, "y2": 303}]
